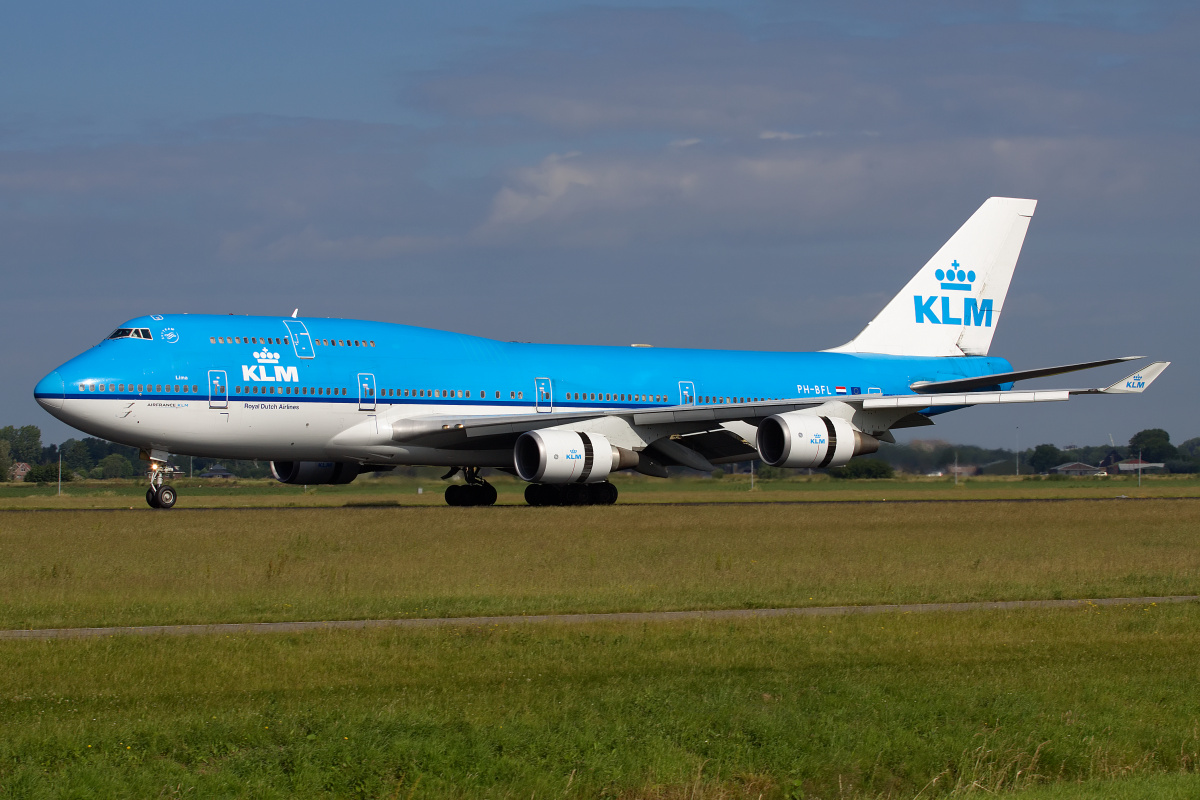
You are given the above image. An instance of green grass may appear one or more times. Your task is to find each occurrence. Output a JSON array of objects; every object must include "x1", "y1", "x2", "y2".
[
  {"x1": 1, "y1": 605, "x2": 1198, "y2": 798},
  {"x1": 2, "y1": 472, "x2": 1198, "y2": 509},
  {"x1": 1, "y1": 501, "x2": 1198, "y2": 629}
]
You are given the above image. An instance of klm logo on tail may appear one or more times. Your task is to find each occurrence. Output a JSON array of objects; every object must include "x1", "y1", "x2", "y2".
[
  {"x1": 1126, "y1": 375, "x2": 1145, "y2": 390},
  {"x1": 914, "y1": 260, "x2": 993, "y2": 327}
]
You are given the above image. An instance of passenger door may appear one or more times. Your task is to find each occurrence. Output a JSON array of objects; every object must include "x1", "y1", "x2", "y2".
[
  {"x1": 678, "y1": 380, "x2": 696, "y2": 405},
  {"x1": 534, "y1": 377, "x2": 553, "y2": 412},
  {"x1": 208, "y1": 370, "x2": 228, "y2": 409},
  {"x1": 282, "y1": 320, "x2": 316, "y2": 359},
  {"x1": 358, "y1": 373, "x2": 377, "y2": 411}
]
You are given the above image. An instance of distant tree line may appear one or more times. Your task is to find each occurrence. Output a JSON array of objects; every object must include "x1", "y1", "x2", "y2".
[
  {"x1": 3, "y1": 424, "x2": 1198, "y2": 483},
  {"x1": 0, "y1": 425, "x2": 270, "y2": 482}
]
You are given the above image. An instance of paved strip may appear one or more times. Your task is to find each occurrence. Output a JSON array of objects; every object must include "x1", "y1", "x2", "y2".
[
  {"x1": 3, "y1": 496, "x2": 1198, "y2": 512},
  {"x1": 2, "y1": 596, "x2": 1194, "y2": 641}
]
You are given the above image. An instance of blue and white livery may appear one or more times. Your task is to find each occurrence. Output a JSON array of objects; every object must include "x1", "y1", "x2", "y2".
[{"x1": 34, "y1": 198, "x2": 1169, "y2": 507}]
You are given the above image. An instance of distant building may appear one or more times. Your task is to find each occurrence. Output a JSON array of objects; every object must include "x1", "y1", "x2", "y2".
[
  {"x1": 1110, "y1": 458, "x2": 1165, "y2": 475},
  {"x1": 199, "y1": 465, "x2": 234, "y2": 478},
  {"x1": 1050, "y1": 461, "x2": 1106, "y2": 477},
  {"x1": 9, "y1": 462, "x2": 31, "y2": 482}
]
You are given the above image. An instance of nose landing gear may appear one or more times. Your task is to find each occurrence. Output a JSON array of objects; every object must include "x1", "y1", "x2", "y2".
[
  {"x1": 145, "y1": 463, "x2": 177, "y2": 509},
  {"x1": 443, "y1": 467, "x2": 498, "y2": 507}
]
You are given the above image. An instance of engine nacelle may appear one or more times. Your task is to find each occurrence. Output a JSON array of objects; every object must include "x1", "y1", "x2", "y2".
[
  {"x1": 270, "y1": 461, "x2": 361, "y2": 485},
  {"x1": 514, "y1": 430, "x2": 638, "y2": 484},
  {"x1": 755, "y1": 413, "x2": 879, "y2": 469}
]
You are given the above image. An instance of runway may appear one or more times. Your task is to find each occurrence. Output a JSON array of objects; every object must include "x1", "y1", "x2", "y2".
[{"x1": 2, "y1": 595, "x2": 1194, "y2": 640}]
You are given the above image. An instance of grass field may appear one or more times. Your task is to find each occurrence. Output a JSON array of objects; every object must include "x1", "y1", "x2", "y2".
[
  {"x1": 1, "y1": 500, "x2": 1198, "y2": 629},
  {"x1": 1, "y1": 606, "x2": 1198, "y2": 798},
  {"x1": 2, "y1": 472, "x2": 1199, "y2": 510},
  {"x1": 1, "y1": 497, "x2": 1197, "y2": 798}
]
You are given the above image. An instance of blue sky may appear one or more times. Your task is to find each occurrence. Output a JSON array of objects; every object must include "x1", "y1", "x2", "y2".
[{"x1": 3, "y1": 1, "x2": 1196, "y2": 449}]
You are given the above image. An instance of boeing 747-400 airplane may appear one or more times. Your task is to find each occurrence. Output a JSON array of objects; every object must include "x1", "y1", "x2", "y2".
[{"x1": 34, "y1": 197, "x2": 1168, "y2": 508}]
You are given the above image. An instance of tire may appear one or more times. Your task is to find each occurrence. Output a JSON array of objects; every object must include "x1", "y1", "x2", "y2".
[
  {"x1": 525, "y1": 483, "x2": 544, "y2": 506},
  {"x1": 146, "y1": 487, "x2": 161, "y2": 509},
  {"x1": 587, "y1": 482, "x2": 617, "y2": 505},
  {"x1": 445, "y1": 484, "x2": 464, "y2": 506},
  {"x1": 156, "y1": 485, "x2": 177, "y2": 509},
  {"x1": 478, "y1": 483, "x2": 498, "y2": 506},
  {"x1": 561, "y1": 484, "x2": 587, "y2": 506}
]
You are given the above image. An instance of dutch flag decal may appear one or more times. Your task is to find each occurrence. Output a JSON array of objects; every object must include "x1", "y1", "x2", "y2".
[{"x1": 835, "y1": 386, "x2": 847, "y2": 395}]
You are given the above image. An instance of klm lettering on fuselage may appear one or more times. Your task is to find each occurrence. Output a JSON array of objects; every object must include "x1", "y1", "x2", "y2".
[
  {"x1": 241, "y1": 364, "x2": 299, "y2": 382},
  {"x1": 241, "y1": 348, "x2": 298, "y2": 382},
  {"x1": 914, "y1": 259, "x2": 993, "y2": 327}
]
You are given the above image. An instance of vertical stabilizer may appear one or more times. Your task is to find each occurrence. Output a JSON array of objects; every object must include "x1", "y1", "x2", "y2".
[{"x1": 829, "y1": 197, "x2": 1036, "y2": 357}]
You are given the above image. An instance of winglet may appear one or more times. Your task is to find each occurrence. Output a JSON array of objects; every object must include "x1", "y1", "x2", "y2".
[{"x1": 1102, "y1": 361, "x2": 1170, "y2": 394}]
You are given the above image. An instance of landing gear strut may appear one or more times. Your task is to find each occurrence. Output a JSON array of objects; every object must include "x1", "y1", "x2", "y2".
[
  {"x1": 524, "y1": 482, "x2": 618, "y2": 506},
  {"x1": 144, "y1": 463, "x2": 177, "y2": 509},
  {"x1": 444, "y1": 467, "x2": 498, "y2": 507}
]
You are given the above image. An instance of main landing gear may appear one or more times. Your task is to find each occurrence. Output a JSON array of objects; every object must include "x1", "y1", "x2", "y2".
[
  {"x1": 525, "y1": 482, "x2": 618, "y2": 506},
  {"x1": 443, "y1": 467, "x2": 498, "y2": 507},
  {"x1": 145, "y1": 464, "x2": 177, "y2": 509}
]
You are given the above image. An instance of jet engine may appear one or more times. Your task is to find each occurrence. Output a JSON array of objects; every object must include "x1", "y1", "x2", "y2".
[
  {"x1": 755, "y1": 412, "x2": 879, "y2": 469},
  {"x1": 270, "y1": 461, "x2": 361, "y2": 485},
  {"x1": 514, "y1": 430, "x2": 638, "y2": 484}
]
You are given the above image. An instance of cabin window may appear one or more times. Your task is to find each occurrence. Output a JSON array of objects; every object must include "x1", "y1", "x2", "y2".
[
  {"x1": 284, "y1": 337, "x2": 289, "y2": 345},
  {"x1": 210, "y1": 337, "x2": 216, "y2": 344},
  {"x1": 517, "y1": 391, "x2": 523, "y2": 400},
  {"x1": 510, "y1": 391, "x2": 515, "y2": 399},
  {"x1": 235, "y1": 386, "x2": 241, "y2": 393},
  {"x1": 218, "y1": 337, "x2": 225, "y2": 344},
  {"x1": 370, "y1": 341, "x2": 375, "y2": 347}
]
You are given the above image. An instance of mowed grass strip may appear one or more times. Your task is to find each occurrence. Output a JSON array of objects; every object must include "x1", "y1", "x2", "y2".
[
  {"x1": 3, "y1": 474, "x2": 1199, "y2": 510},
  {"x1": 1, "y1": 500, "x2": 1197, "y2": 629},
  {"x1": 1, "y1": 605, "x2": 1197, "y2": 798}
]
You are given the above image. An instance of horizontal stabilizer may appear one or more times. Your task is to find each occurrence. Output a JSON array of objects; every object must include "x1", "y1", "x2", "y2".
[
  {"x1": 1100, "y1": 362, "x2": 1170, "y2": 394},
  {"x1": 910, "y1": 356, "x2": 1143, "y2": 394}
]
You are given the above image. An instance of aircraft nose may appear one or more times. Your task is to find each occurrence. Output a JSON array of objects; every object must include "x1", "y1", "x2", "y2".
[{"x1": 34, "y1": 370, "x2": 66, "y2": 410}]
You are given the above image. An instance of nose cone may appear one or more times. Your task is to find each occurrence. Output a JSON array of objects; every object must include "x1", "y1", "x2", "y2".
[{"x1": 35, "y1": 370, "x2": 66, "y2": 411}]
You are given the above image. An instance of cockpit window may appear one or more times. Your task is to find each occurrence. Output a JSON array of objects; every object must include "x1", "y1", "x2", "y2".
[{"x1": 107, "y1": 328, "x2": 153, "y2": 340}]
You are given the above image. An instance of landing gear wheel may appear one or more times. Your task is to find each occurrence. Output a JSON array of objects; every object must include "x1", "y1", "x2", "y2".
[
  {"x1": 525, "y1": 482, "x2": 617, "y2": 506},
  {"x1": 476, "y1": 482, "x2": 498, "y2": 506},
  {"x1": 446, "y1": 480, "x2": 499, "y2": 507},
  {"x1": 588, "y1": 482, "x2": 618, "y2": 505},
  {"x1": 146, "y1": 487, "x2": 161, "y2": 509},
  {"x1": 156, "y1": 485, "x2": 177, "y2": 509}
]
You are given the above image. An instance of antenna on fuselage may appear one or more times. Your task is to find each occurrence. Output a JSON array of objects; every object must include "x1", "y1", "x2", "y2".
[{"x1": 291, "y1": 309, "x2": 298, "y2": 318}]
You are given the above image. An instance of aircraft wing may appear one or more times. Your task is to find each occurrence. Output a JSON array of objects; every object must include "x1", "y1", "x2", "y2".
[
  {"x1": 909, "y1": 356, "x2": 1143, "y2": 393},
  {"x1": 387, "y1": 361, "x2": 1169, "y2": 450}
]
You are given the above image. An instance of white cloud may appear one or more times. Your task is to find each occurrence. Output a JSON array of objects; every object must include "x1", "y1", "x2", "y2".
[{"x1": 758, "y1": 130, "x2": 805, "y2": 141}]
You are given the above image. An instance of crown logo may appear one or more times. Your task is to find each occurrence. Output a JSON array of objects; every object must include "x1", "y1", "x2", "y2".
[
  {"x1": 935, "y1": 260, "x2": 975, "y2": 291},
  {"x1": 253, "y1": 349, "x2": 280, "y2": 364}
]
